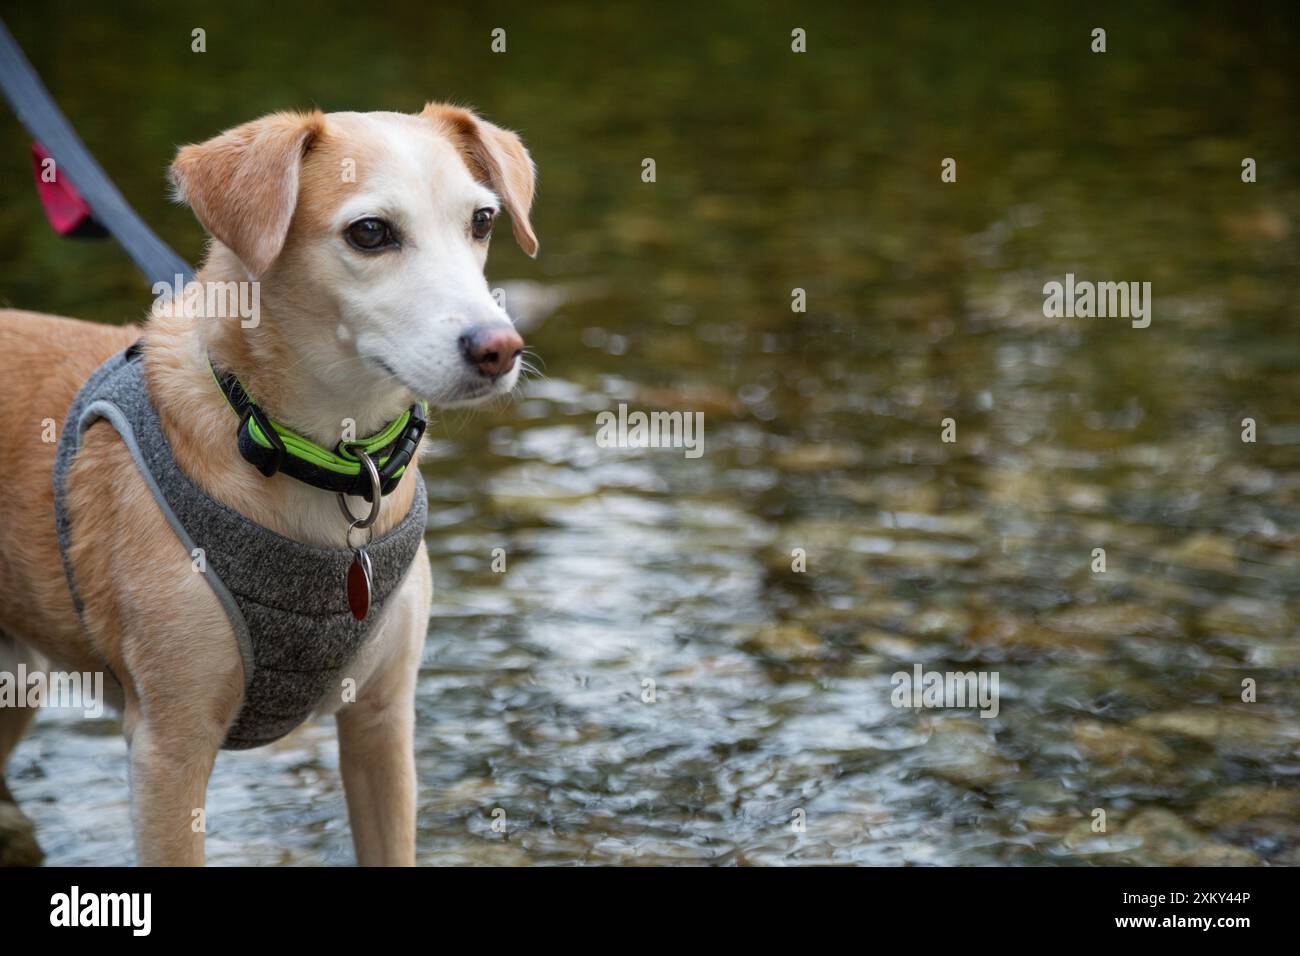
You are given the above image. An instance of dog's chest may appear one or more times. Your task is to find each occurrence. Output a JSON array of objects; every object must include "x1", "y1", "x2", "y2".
[{"x1": 52, "y1": 347, "x2": 428, "y2": 749}]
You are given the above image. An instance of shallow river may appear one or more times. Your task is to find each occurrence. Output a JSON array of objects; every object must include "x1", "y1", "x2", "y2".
[{"x1": 2, "y1": 3, "x2": 1297, "y2": 864}]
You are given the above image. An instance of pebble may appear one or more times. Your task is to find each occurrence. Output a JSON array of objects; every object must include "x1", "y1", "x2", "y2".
[
  {"x1": 1072, "y1": 720, "x2": 1176, "y2": 765},
  {"x1": 744, "y1": 623, "x2": 824, "y2": 661}
]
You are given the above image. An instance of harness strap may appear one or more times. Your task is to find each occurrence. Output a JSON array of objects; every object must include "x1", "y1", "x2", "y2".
[
  {"x1": 53, "y1": 346, "x2": 431, "y2": 750},
  {"x1": 208, "y1": 355, "x2": 427, "y2": 501}
]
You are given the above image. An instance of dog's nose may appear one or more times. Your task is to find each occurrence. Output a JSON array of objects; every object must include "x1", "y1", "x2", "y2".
[{"x1": 459, "y1": 325, "x2": 524, "y2": 377}]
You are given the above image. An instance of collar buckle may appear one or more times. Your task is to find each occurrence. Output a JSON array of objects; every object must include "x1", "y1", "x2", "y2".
[{"x1": 374, "y1": 402, "x2": 428, "y2": 497}]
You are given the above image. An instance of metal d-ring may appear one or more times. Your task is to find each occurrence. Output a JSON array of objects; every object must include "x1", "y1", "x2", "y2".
[
  {"x1": 337, "y1": 447, "x2": 383, "y2": 530},
  {"x1": 345, "y1": 518, "x2": 375, "y2": 551}
]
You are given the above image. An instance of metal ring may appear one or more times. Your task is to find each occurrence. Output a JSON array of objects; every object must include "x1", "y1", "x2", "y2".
[
  {"x1": 337, "y1": 448, "x2": 382, "y2": 529},
  {"x1": 345, "y1": 519, "x2": 375, "y2": 551}
]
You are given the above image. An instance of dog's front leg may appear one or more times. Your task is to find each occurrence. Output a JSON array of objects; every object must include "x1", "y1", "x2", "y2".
[
  {"x1": 111, "y1": 563, "x2": 245, "y2": 866},
  {"x1": 123, "y1": 693, "x2": 223, "y2": 866},
  {"x1": 337, "y1": 684, "x2": 416, "y2": 866},
  {"x1": 336, "y1": 555, "x2": 429, "y2": 866}
]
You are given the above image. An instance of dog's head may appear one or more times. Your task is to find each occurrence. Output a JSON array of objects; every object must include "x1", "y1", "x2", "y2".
[{"x1": 169, "y1": 104, "x2": 537, "y2": 407}]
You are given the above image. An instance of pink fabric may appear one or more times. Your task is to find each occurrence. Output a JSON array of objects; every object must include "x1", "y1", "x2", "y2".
[{"x1": 31, "y1": 141, "x2": 94, "y2": 235}]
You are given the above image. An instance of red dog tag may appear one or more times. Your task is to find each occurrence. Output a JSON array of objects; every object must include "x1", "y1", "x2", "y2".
[{"x1": 347, "y1": 549, "x2": 372, "y2": 620}]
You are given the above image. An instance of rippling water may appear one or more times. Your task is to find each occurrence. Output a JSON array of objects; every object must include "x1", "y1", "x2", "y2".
[{"x1": 3, "y1": 2, "x2": 1299, "y2": 865}]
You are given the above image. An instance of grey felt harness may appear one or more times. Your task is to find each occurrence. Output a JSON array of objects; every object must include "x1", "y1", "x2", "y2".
[{"x1": 52, "y1": 345, "x2": 427, "y2": 749}]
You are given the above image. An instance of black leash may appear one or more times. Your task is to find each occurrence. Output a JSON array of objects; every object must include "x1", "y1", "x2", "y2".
[{"x1": 0, "y1": 16, "x2": 193, "y2": 287}]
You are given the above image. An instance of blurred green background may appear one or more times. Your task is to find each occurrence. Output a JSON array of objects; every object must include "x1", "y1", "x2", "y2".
[{"x1": 2, "y1": 0, "x2": 1298, "y2": 865}]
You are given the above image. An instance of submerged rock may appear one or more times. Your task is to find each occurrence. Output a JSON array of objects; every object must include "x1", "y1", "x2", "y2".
[
  {"x1": 911, "y1": 607, "x2": 974, "y2": 639},
  {"x1": 1121, "y1": 808, "x2": 1259, "y2": 866},
  {"x1": 1060, "y1": 819, "x2": 1143, "y2": 857},
  {"x1": 857, "y1": 628, "x2": 919, "y2": 658},
  {"x1": 1042, "y1": 603, "x2": 1180, "y2": 638},
  {"x1": 1192, "y1": 785, "x2": 1300, "y2": 829},
  {"x1": 1159, "y1": 532, "x2": 1240, "y2": 574},
  {"x1": 969, "y1": 609, "x2": 1105, "y2": 656},
  {"x1": 771, "y1": 443, "x2": 863, "y2": 471},
  {"x1": 0, "y1": 803, "x2": 43, "y2": 867},
  {"x1": 1072, "y1": 720, "x2": 1176, "y2": 766},
  {"x1": 913, "y1": 717, "x2": 1020, "y2": 789},
  {"x1": 1132, "y1": 709, "x2": 1300, "y2": 749},
  {"x1": 744, "y1": 623, "x2": 824, "y2": 661},
  {"x1": 1201, "y1": 597, "x2": 1292, "y2": 639}
]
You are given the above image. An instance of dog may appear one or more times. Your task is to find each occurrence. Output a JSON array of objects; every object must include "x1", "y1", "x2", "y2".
[{"x1": 0, "y1": 102, "x2": 537, "y2": 865}]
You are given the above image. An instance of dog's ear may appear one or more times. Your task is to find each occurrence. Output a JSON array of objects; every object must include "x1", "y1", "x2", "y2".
[
  {"x1": 170, "y1": 111, "x2": 325, "y2": 277},
  {"x1": 423, "y1": 103, "x2": 538, "y2": 258}
]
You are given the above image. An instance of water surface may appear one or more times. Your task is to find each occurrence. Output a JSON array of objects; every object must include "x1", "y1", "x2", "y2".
[{"x1": 2, "y1": 1, "x2": 1298, "y2": 865}]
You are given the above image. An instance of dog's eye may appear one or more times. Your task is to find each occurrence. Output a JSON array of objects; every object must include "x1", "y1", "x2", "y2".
[
  {"x1": 345, "y1": 218, "x2": 396, "y2": 251},
  {"x1": 471, "y1": 208, "x2": 494, "y2": 241}
]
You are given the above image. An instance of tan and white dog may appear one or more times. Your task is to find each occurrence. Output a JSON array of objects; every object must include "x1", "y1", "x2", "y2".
[{"x1": 0, "y1": 103, "x2": 537, "y2": 865}]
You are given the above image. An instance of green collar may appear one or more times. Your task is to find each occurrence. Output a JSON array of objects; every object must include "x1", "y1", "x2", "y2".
[{"x1": 208, "y1": 354, "x2": 427, "y2": 501}]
